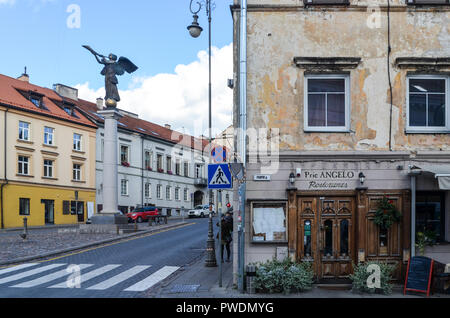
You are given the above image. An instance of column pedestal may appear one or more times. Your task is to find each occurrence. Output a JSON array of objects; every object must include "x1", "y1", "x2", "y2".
[{"x1": 90, "y1": 108, "x2": 127, "y2": 226}]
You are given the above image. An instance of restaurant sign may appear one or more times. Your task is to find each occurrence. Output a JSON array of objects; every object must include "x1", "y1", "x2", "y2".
[{"x1": 303, "y1": 170, "x2": 357, "y2": 189}]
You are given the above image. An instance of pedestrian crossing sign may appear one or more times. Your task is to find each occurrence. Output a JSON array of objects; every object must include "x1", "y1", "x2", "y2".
[{"x1": 208, "y1": 164, "x2": 233, "y2": 189}]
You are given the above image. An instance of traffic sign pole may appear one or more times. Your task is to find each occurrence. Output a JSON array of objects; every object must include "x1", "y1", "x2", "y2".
[{"x1": 218, "y1": 190, "x2": 222, "y2": 287}]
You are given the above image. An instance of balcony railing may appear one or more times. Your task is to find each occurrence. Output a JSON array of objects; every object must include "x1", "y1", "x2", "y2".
[{"x1": 194, "y1": 177, "x2": 207, "y2": 187}]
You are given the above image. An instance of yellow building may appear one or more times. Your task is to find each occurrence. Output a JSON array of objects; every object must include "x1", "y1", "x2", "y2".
[{"x1": 0, "y1": 73, "x2": 97, "y2": 228}]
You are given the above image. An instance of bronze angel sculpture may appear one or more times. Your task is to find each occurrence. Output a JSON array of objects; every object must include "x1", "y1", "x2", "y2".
[{"x1": 83, "y1": 45, "x2": 138, "y2": 107}]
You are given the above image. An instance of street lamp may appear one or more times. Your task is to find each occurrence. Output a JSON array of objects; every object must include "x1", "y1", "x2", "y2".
[{"x1": 187, "y1": 0, "x2": 217, "y2": 268}]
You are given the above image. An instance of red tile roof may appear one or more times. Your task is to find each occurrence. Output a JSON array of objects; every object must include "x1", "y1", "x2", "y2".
[
  {"x1": 74, "y1": 96, "x2": 213, "y2": 153},
  {"x1": 0, "y1": 74, "x2": 96, "y2": 128}
]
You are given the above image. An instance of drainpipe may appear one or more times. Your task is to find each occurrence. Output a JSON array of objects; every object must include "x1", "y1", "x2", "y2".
[
  {"x1": 409, "y1": 167, "x2": 421, "y2": 258},
  {"x1": 1, "y1": 108, "x2": 8, "y2": 229},
  {"x1": 141, "y1": 137, "x2": 144, "y2": 206},
  {"x1": 238, "y1": 0, "x2": 247, "y2": 293},
  {"x1": 410, "y1": 173, "x2": 417, "y2": 257}
]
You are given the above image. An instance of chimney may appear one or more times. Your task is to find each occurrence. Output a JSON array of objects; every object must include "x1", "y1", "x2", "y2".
[
  {"x1": 96, "y1": 98, "x2": 104, "y2": 110},
  {"x1": 17, "y1": 67, "x2": 29, "y2": 83},
  {"x1": 165, "y1": 124, "x2": 171, "y2": 130},
  {"x1": 53, "y1": 83, "x2": 78, "y2": 101}
]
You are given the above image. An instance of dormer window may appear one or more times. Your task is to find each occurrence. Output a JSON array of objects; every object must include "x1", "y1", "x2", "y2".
[
  {"x1": 16, "y1": 89, "x2": 47, "y2": 110},
  {"x1": 30, "y1": 97, "x2": 41, "y2": 107},
  {"x1": 64, "y1": 107, "x2": 72, "y2": 115}
]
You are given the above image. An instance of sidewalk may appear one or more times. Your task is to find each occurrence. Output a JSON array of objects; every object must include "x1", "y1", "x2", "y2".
[
  {"x1": 150, "y1": 253, "x2": 450, "y2": 299},
  {"x1": 0, "y1": 219, "x2": 188, "y2": 266}
]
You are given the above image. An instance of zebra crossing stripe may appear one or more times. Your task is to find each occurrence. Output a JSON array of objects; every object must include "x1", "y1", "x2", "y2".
[
  {"x1": 86, "y1": 265, "x2": 150, "y2": 290},
  {"x1": 124, "y1": 266, "x2": 179, "y2": 292},
  {"x1": 11, "y1": 264, "x2": 93, "y2": 288},
  {"x1": 0, "y1": 263, "x2": 39, "y2": 276},
  {"x1": 0, "y1": 263, "x2": 66, "y2": 285},
  {"x1": 48, "y1": 264, "x2": 121, "y2": 289}
]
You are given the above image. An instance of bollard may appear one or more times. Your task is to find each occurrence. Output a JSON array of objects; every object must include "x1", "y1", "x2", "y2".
[
  {"x1": 20, "y1": 217, "x2": 28, "y2": 240},
  {"x1": 134, "y1": 218, "x2": 138, "y2": 232},
  {"x1": 246, "y1": 264, "x2": 257, "y2": 294}
]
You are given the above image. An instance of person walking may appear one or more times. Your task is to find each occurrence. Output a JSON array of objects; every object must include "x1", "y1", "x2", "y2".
[{"x1": 217, "y1": 212, "x2": 233, "y2": 262}]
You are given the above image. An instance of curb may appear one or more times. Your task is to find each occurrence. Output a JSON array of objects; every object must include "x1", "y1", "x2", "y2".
[{"x1": 0, "y1": 221, "x2": 189, "y2": 267}]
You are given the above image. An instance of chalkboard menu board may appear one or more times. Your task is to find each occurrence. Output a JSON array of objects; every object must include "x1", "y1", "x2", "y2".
[{"x1": 404, "y1": 256, "x2": 434, "y2": 297}]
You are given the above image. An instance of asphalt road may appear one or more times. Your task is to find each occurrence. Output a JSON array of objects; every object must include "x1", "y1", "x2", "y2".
[{"x1": 0, "y1": 217, "x2": 212, "y2": 298}]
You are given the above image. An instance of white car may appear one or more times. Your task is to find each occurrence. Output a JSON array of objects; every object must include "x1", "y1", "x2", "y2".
[{"x1": 188, "y1": 205, "x2": 215, "y2": 218}]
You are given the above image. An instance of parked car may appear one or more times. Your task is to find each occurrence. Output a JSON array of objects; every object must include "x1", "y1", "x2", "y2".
[
  {"x1": 126, "y1": 206, "x2": 159, "y2": 223},
  {"x1": 188, "y1": 204, "x2": 215, "y2": 218}
]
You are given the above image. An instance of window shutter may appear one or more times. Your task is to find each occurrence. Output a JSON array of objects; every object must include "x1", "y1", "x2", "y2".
[{"x1": 63, "y1": 201, "x2": 70, "y2": 215}]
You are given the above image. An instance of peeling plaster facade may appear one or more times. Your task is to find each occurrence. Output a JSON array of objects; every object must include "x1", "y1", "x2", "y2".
[{"x1": 232, "y1": 0, "x2": 450, "y2": 284}]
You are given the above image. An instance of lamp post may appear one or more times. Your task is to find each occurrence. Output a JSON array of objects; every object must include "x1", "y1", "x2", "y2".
[{"x1": 187, "y1": 0, "x2": 217, "y2": 267}]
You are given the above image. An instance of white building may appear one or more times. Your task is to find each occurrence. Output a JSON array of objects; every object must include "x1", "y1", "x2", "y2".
[{"x1": 56, "y1": 86, "x2": 232, "y2": 217}]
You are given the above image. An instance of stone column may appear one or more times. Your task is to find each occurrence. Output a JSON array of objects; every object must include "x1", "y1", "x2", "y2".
[{"x1": 90, "y1": 108, "x2": 127, "y2": 225}]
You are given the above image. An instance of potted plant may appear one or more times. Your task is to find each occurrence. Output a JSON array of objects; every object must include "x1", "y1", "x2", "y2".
[
  {"x1": 167, "y1": 170, "x2": 173, "y2": 175},
  {"x1": 121, "y1": 162, "x2": 130, "y2": 167},
  {"x1": 416, "y1": 230, "x2": 438, "y2": 256},
  {"x1": 146, "y1": 166, "x2": 152, "y2": 171},
  {"x1": 157, "y1": 168, "x2": 164, "y2": 173}
]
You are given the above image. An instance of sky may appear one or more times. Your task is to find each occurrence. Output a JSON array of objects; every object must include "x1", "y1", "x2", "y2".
[{"x1": 0, "y1": 0, "x2": 234, "y2": 136}]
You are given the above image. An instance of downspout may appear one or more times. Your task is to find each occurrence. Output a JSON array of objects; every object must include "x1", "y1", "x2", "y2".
[
  {"x1": 141, "y1": 137, "x2": 144, "y2": 206},
  {"x1": 1, "y1": 108, "x2": 8, "y2": 229},
  {"x1": 411, "y1": 175, "x2": 416, "y2": 257},
  {"x1": 238, "y1": 0, "x2": 247, "y2": 293},
  {"x1": 387, "y1": 0, "x2": 393, "y2": 151}
]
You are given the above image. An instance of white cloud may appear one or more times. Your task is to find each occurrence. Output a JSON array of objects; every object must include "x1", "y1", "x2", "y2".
[{"x1": 76, "y1": 43, "x2": 233, "y2": 137}]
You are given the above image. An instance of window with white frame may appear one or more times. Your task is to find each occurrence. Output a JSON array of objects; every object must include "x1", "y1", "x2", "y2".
[
  {"x1": 304, "y1": 74, "x2": 350, "y2": 132},
  {"x1": 175, "y1": 187, "x2": 180, "y2": 201},
  {"x1": 43, "y1": 159, "x2": 54, "y2": 178},
  {"x1": 19, "y1": 121, "x2": 30, "y2": 141},
  {"x1": 145, "y1": 183, "x2": 151, "y2": 198},
  {"x1": 166, "y1": 156, "x2": 172, "y2": 173},
  {"x1": 195, "y1": 163, "x2": 203, "y2": 178},
  {"x1": 120, "y1": 145, "x2": 130, "y2": 164},
  {"x1": 73, "y1": 133, "x2": 82, "y2": 151},
  {"x1": 184, "y1": 161, "x2": 189, "y2": 177},
  {"x1": 144, "y1": 151, "x2": 152, "y2": 170},
  {"x1": 166, "y1": 185, "x2": 171, "y2": 200},
  {"x1": 73, "y1": 163, "x2": 81, "y2": 181},
  {"x1": 157, "y1": 154, "x2": 163, "y2": 172},
  {"x1": 157, "y1": 184, "x2": 162, "y2": 199},
  {"x1": 18, "y1": 155, "x2": 29, "y2": 175},
  {"x1": 175, "y1": 159, "x2": 181, "y2": 175},
  {"x1": 166, "y1": 186, "x2": 172, "y2": 200},
  {"x1": 184, "y1": 188, "x2": 189, "y2": 201},
  {"x1": 121, "y1": 179, "x2": 129, "y2": 196},
  {"x1": 407, "y1": 75, "x2": 448, "y2": 132},
  {"x1": 44, "y1": 127, "x2": 54, "y2": 146}
]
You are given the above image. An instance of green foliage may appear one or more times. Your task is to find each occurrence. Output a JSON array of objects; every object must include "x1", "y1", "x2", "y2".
[
  {"x1": 373, "y1": 197, "x2": 402, "y2": 230},
  {"x1": 349, "y1": 261, "x2": 395, "y2": 295},
  {"x1": 416, "y1": 230, "x2": 437, "y2": 255},
  {"x1": 251, "y1": 258, "x2": 314, "y2": 294}
]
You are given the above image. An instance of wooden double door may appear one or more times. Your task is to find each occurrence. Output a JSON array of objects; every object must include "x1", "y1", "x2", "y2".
[{"x1": 297, "y1": 196, "x2": 355, "y2": 280}]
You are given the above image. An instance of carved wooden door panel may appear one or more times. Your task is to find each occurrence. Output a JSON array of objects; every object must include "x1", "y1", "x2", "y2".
[
  {"x1": 318, "y1": 197, "x2": 354, "y2": 279},
  {"x1": 297, "y1": 197, "x2": 318, "y2": 275}
]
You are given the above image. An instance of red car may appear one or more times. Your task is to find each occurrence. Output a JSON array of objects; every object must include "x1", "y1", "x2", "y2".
[{"x1": 126, "y1": 206, "x2": 159, "y2": 223}]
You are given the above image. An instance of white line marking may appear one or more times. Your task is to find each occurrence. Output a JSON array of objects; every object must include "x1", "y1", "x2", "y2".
[
  {"x1": 124, "y1": 266, "x2": 179, "y2": 292},
  {"x1": 11, "y1": 264, "x2": 93, "y2": 288},
  {"x1": 0, "y1": 263, "x2": 39, "y2": 276},
  {"x1": 86, "y1": 265, "x2": 150, "y2": 290},
  {"x1": 48, "y1": 264, "x2": 122, "y2": 289},
  {"x1": 0, "y1": 263, "x2": 66, "y2": 285}
]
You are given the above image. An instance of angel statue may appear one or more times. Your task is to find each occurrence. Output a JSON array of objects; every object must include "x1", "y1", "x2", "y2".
[{"x1": 83, "y1": 45, "x2": 138, "y2": 108}]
